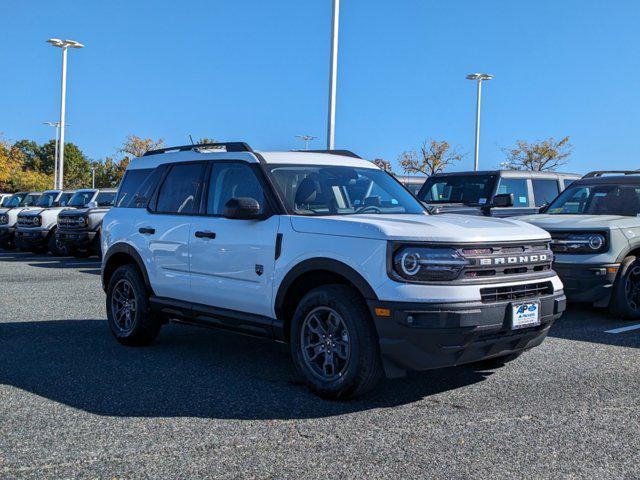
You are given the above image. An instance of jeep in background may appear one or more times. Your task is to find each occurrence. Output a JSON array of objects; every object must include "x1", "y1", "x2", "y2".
[
  {"x1": 417, "y1": 170, "x2": 579, "y2": 217},
  {"x1": 57, "y1": 188, "x2": 117, "y2": 258},
  {"x1": 101, "y1": 142, "x2": 565, "y2": 399},
  {"x1": 15, "y1": 190, "x2": 76, "y2": 255},
  {"x1": 520, "y1": 170, "x2": 640, "y2": 318},
  {"x1": 0, "y1": 191, "x2": 42, "y2": 249}
]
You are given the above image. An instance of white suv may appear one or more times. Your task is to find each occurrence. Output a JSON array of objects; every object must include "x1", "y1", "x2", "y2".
[{"x1": 101, "y1": 143, "x2": 566, "y2": 398}]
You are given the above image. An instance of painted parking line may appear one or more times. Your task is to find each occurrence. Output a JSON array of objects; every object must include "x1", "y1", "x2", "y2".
[{"x1": 605, "y1": 323, "x2": 640, "y2": 334}]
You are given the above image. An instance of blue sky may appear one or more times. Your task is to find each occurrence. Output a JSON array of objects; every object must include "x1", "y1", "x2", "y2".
[{"x1": 1, "y1": 0, "x2": 639, "y2": 174}]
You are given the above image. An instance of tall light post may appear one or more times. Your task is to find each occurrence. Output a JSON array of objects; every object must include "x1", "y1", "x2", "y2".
[
  {"x1": 43, "y1": 121, "x2": 61, "y2": 189},
  {"x1": 327, "y1": 0, "x2": 340, "y2": 149},
  {"x1": 90, "y1": 162, "x2": 97, "y2": 188},
  {"x1": 47, "y1": 38, "x2": 84, "y2": 189},
  {"x1": 296, "y1": 135, "x2": 317, "y2": 150},
  {"x1": 466, "y1": 73, "x2": 493, "y2": 171}
]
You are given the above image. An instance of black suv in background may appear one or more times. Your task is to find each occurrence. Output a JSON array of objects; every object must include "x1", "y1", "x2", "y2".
[
  {"x1": 417, "y1": 170, "x2": 579, "y2": 217},
  {"x1": 57, "y1": 188, "x2": 117, "y2": 258}
]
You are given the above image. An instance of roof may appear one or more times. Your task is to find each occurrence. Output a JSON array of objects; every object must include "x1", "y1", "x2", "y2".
[
  {"x1": 573, "y1": 175, "x2": 640, "y2": 186},
  {"x1": 127, "y1": 150, "x2": 378, "y2": 171},
  {"x1": 428, "y1": 170, "x2": 580, "y2": 179}
]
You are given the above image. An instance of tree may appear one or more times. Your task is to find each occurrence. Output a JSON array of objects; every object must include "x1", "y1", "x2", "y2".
[
  {"x1": 501, "y1": 136, "x2": 573, "y2": 171},
  {"x1": 398, "y1": 140, "x2": 463, "y2": 176},
  {"x1": 0, "y1": 140, "x2": 52, "y2": 191},
  {"x1": 372, "y1": 158, "x2": 393, "y2": 173},
  {"x1": 57, "y1": 143, "x2": 92, "y2": 189},
  {"x1": 120, "y1": 135, "x2": 164, "y2": 159}
]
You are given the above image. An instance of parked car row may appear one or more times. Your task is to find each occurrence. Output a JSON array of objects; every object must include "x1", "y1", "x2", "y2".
[{"x1": 0, "y1": 188, "x2": 116, "y2": 257}]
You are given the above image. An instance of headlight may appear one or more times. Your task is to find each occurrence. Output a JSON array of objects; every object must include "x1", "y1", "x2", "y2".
[
  {"x1": 551, "y1": 232, "x2": 608, "y2": 254},
  {"x1": 0, "y1": 214, "x2": 8, "y2": 225},
  {"x1": 78, "y1": 216, "x2": 88, "y2": 226},
  {"x1": 391, "y1": 245, "x2": 470, "y2": 282},
  {"x1": 35, "y1": 215, "x2": 42, "y2": 226}
]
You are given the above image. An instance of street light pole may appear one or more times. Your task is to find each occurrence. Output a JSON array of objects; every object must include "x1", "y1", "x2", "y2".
[
  {"x1": 47, "y1": 38, "x2": 84, "y2": 190},
  {"x1": 327, "y1": 0, "x2": 339, "y2": 150},
  {"x1": 296, "y1": 135, "x2": 317, "y2": 150},
  {"x1": 91, "y1": 164, "x2": 96, "y2": 188},
  {"x1": 466, "y1": 73, "x2": 493, "y2": 171}
]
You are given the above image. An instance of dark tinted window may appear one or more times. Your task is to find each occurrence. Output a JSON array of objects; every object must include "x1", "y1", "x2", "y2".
[
  {"x1": 116, "y1": 168, "x2": 157, "y2": 208},
  {"x1": 58, "y1": 193, "x2": 74, "y2": 206},
  {"x1": 155, "y1": 163, "x2": 205, "y2": 214},
  {"x1": 532, "y1": 179, "x2": 559, "y2": 206},
  {"x1": 419, "y1": 175, "x2": 496, "y2": 205},
  {"x1": 548, "y1": 184, "x2": 640, "y2": 216},
  {"x1": 36, "y1": 192, "x2": 59, "y2": 207},
  {"x1": 206, "y1": 163, "x2": 266, "y2": 215},
  {"x1": 69, "y1": 191, "x2": 96, "y2": 207},
  {"x1": 21, "y1": 194, "x2": 41, "y2": 206},
  {"x1": 96, "y1": 191, "x2": 116, "y2": 207},
  {"x1": 496, "y1": 178, "x2": 529, "y2": 207}
]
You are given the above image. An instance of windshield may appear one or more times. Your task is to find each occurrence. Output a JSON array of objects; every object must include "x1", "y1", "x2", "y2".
[
  {"x1": 58, "y1": 192, "x2": 74, "y2": 206},
  {"x1": 68, "y1": 190, "x2": 96, "y2": 207},
  {"x1": 20, "y1": 194, "x2": 40, "y2": 207},
  {"x1": 96, "y1": 191, "x2": 116, "y2": 207},
  {"x1": 36, "y1": 192, "x2": 60, "y2": 207},
  {"x1": 547, "y1": 183, "x2": 640, "y2": 216},
  {"x1": 267, "y1": 165, "x2": 426, "y2": 216},
  {"x1": 419, "y1": 175, "x2": 497, "y2": 205},
  {"x1": 4, "y1": 194, "x2": 25, "y2": 208}
]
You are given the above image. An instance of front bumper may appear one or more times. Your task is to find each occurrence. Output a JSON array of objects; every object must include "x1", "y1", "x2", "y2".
[
  {"x1": 0, "y1": 225, "x2": 16, "y2": 243},
  {"x1": 368, "y1": 290, "x2": 565, "y2": 377},
  {"x1": 56, "y1": 230, "x2": 96, "y2": 250},
  {"x1": 15, "y1": 229, "x2": 49, "y2": 247},
  {"x1": 553, "y1": 262, "x2": 619, "y2": 304}
]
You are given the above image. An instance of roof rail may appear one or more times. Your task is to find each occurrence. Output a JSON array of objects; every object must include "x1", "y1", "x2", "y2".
[
  {"x1": 294, "y1": 149, "x2": 362, "y2": 159},
  {"x1": 143, "y1": 142, "x2": 253, "y2": 157},
  {"x1": 583, "y1": 170, "x2": 640, "y2": 178}
]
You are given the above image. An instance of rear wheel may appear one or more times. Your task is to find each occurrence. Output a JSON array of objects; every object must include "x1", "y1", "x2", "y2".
[
  {"x1": 290, "y1": 285, "x2": 383, "y2": 399},
  {"x1": 106, "y1": 264, "x2": 161, "y2": 346},
  {"x1": 610, "y1": 256, "x2": 640, "y2": 319}
]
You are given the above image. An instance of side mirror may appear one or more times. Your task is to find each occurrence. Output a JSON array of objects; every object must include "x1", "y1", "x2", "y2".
[
  {"x1": 86, "y1": 201, "x2": 98, "y2": 209},
  {"x1": 538, "y1": 204, "x2": 549, "y2": 214},
  {"x1": 223, "y1": 197, "x2": 262, "y2": 220},
  {"x1": 491, "y1": 193, "x2": 514, "y2": 208}
]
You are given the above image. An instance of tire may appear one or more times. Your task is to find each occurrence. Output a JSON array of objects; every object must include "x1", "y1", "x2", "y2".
[
  {"x1": 289, "y1": 285, "x2": 383, "y2": 399},
  {"x1": 48, "y1": 230, "x2": 70, "y2": 256},
  {"x1": 106, "y1": 264, "x2": 161, "y2": 346},
  {"x1": 470, "y1": 352, "x2": 522, "y2": 370},
  {"x1": 609, "y1": 255, "x2": 640, "y2": 319}
]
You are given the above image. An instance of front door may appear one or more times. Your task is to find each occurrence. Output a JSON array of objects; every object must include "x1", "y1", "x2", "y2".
[{"x1": 189, "y1": 162, "x2": 280, "y2": 319}]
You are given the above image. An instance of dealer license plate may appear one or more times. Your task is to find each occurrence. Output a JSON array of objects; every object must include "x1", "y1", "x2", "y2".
[{"x1": 511, "y1": 302, "x2": 540, "y2": 330}]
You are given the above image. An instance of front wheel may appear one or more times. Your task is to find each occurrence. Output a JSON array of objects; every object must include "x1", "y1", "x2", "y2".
[
  {"x1": 48, "y1": 230, "x2": 70, "y2": 256},
  {"x1": 610, "y1": 256, "x2": 640, "y2": 319},
  {"x1": 290, "y1": 285, "x2": 383, "y2": 399},
  {"x1": 106, "y1": 264, "x2": 161, "y2": 346}
]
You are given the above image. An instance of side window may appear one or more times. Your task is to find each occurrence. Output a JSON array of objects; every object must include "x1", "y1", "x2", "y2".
[
  {"x1": 155, "y1": 163, "x2": 205, "y2": 214},
  {"x1": 496, "y1": 178, "x2": 529, "y2": 207},
  {"x1": 206, "y1": 163, "x2": 266, "y2": 215},
  {"x1": 116, "y1": 168, "x2": 154, "y2": 208},
  {"x1": 96, "y1": 192, "x2": 116, "y2": 207},
  {"x1": 532, "y1": 179, "x2": 560, "y2": 207}
]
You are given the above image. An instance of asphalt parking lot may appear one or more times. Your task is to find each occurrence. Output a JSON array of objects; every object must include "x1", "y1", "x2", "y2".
[{"x1": 0, "y1": 251, "x2": 638, "y2": 479}]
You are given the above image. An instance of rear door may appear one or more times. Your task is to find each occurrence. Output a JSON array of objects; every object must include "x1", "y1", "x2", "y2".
[
  {"x1": 139, "y1": 162, "x2": 207, "y2": 301},
  {"x1": 189, "y1": 161, "x2": 280, "y2": 320}
]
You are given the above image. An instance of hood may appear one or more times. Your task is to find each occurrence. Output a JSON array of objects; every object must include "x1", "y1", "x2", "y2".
[
  {"x1": 518, "y1": 214, "x2": 636, "y2": 230},
  {"x1": 290, "y1": 213, "x2": 550, "y2": 243},
  {"x1": 19, "y1": 206, "x2": 70, "y2": 217}
]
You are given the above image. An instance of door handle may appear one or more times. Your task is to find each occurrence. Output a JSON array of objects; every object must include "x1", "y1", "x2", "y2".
[
  {"x1": 139, "y1": 227, "x2": 155, "y2": 235},
  {"x1": 195, "y1": 230, "x2": 216, "y2": 239}
]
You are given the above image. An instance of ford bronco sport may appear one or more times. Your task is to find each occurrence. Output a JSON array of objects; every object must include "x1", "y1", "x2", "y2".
[
  {"x1": 15, "y1": 189, "x2": 76, "y2": 255},
  {"x1": 418, "y1": 170, "x2": 579, "y2": 217},
  {"x1": 520, "y1": 170, "x2": 640, "y2": 318},
  {"x1": 101, "y1": 143, "x2": 566, "y2": 398},
  {"x1": 57, "y1": 188, "x2": 117, "y2": 258},
  {"x1": 0, "y1": 191, "x2": 42, "y2": 249}
]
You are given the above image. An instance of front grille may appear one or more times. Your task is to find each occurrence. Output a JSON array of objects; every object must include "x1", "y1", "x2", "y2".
[
  {"x1": 58, "y1": 216, "x2": 84, "y2": 230},
  {"x1": 461, "y1": 242, "x2": 553, "y2": 279},
  {"x1": 480, "y1": 281, "x2": 553, "y2": 303},
  {"x1": 17, "y1": 216, "x2": 39, "y2": 227}
]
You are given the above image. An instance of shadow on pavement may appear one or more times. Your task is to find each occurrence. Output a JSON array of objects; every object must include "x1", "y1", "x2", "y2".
[
  {"x1": 0, "y1": 319, "x2": 491, "y2": 420},
  {"x1": 0, "y1": 251, "x2": 100, "y2": 274},
  {"x1": 548, "y1": 304, "x2": 640, "y2": 349}
]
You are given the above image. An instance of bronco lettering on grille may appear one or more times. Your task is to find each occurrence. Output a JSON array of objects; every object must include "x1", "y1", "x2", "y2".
[{"x1": 479, "y1": 254, "x2": 549, "y2": 266}]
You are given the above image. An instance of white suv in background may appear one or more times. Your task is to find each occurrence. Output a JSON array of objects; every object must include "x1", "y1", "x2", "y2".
[{"x1": 101, "y1": 143, "x2": 565, "y2": 399}]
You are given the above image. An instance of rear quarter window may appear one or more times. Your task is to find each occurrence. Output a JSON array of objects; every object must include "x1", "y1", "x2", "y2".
[{"x1": 115, "y1": 168, "x2": 162, "y2": 208}]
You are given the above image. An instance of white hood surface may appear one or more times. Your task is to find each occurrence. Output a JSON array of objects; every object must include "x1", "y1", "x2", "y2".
[
  {"x1": 291, "y1": 213, "x2": 550, "y2": 243},
  {"x1": 519, "y1": 214, "x2": 637, "y2": 230}
]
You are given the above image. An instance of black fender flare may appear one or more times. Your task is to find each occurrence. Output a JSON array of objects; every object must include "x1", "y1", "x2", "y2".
[
  {"x1": 274, "y1": 257, "x2": 379, "y2": 319},
  {"x1": 102, "y1": 242, "x2": 153, "y2": 294}
]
